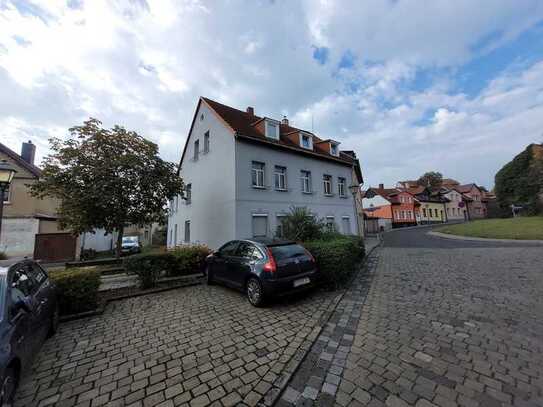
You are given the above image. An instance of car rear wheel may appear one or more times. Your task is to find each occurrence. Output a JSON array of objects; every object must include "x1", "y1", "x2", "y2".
[
  {"x1": 0, "y1": 367, "x2": 17, "y2": 406},
  {"x1": 206, "y1": 266, "x2": 214, "y2": 285},
  {"x1": 246, "y1": 278, "x2": 265, "y2": 307}
]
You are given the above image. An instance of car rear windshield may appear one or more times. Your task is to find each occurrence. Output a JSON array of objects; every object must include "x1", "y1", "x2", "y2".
[{"x1": 269, "y1": 244, "x2": 308, "y2": 260}]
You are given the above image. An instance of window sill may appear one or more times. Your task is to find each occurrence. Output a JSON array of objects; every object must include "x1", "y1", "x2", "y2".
[
  {"x1": 252, "y1": 185, "x2": 268, "y2": 190},
  {"x1": 275, "y1": 188, "x2": 289, "y2": 192},
  {"x1": 302, "y1": 191, "x2": 313, "y2": 195},
  {"x1": 339, "y1": 195, "x2": 348, "y2": 199},
  {"x1": 324, "y1": 193, "x2": 335, "y2": 197}
]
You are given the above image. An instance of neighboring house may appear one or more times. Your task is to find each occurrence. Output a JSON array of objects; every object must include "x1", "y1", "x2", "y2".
[
  {"x1": 0, "y1": 141, "x2": 78, "y2": 261},
  {"x1": 441, "y1": 188, "x2": 468, "y2": 221},
  {"x1": 167, "y1": 97, "x2": 363, "y2": 249},
  {"x1": 363, "y1": 185, "x2": 418, "y2": 228},
  {"x1": 362, "y1": 187, "x2": 393, "y2": 232},
  {"x1": 411, "y1": 188, "x2": 448, "y2": 224},
  {"x1": 455, "y1": 184, "x2": 487, "y2": 219}
]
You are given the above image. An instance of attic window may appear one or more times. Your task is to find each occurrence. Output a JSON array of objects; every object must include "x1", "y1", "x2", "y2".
[
  {"x1": 300, "y1": 133, "x2": 313, "y2": 150},
  {"x1": 330, "y1": 143, "x2": 339, "y2": 156},
  {"x1": 265, "y1": 120, "x2": 280, "y2": 140}
]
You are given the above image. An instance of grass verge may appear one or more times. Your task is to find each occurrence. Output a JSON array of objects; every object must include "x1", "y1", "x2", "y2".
[{"x1": 436, "y1": 217, "x2": 543, "y2": 240}]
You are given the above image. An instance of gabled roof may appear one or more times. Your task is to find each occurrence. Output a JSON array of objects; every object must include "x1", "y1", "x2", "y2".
[
  {"x1": 0, "y1": 142, "x2": 42, "y2": 178},
  {"x1": 178, "y1": 97, "x2": 356, "y2": 170},
  {"x1": 455, "y1": 183, "x2": 481, "y2": 194}
]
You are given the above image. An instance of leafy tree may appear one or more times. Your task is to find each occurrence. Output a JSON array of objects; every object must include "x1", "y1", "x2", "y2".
[
  {"x1": 279, "y1": 206, "x2": 325, "y2": 241},
  {"x1": 417, "y1": 171, "x2": 443, "y2": 188},
  {"x1": 30, "y1": 118, "x2": 184, "y2": 257},
  {"x1": 495, "y1": 143, "x2": 543, "y2": 215}
]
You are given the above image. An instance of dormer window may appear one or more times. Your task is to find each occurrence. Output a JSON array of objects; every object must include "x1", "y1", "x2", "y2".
[
  {"x1": 300, "y1": 133, "x2": 313, "y2": 150},
  {"x1": 265, "y1": 119, "x2": 280, "y2": 140},
  {"x1": 330, "y1": 143, "x2": 339, "y2": 157}
]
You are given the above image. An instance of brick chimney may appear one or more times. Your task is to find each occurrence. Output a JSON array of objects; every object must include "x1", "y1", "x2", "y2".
[
  {"x1": 379, "y1": 183, "x2": 384, "y2": 189},
  {"x1": 21, "y1": 140, "x2": 36, "y2": 165},
  {"x1": 282, "y1": 116, "x2": 289, "y2": 126},
  {"x1": 246, "y1": 106, "x2": 254, "y2": 116}
]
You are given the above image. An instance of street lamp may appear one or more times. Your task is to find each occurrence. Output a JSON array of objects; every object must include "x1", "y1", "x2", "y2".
[
  {"x1": 349, "y1": 182, "x2": 361, "y2": 236},
  {"x1": 0, "y1": 160, "x2": 17, "y2": 248}
]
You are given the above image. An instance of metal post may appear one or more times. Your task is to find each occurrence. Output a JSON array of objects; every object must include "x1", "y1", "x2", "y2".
[{"x1": 0, "y1": 186, "x2": 5, "y2": 246}]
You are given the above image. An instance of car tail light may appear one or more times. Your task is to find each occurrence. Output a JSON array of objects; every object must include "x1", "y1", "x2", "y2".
[{"x1": 263, "y1": 248, "x2": 277, "y2": 273}]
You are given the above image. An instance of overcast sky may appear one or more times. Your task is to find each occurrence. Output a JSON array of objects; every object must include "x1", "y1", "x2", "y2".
[{"x1": 1, "y1": 0, "x2": 543, "y2": 189}]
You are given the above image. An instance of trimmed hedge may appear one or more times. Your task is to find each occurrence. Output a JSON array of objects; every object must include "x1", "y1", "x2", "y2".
[
  {"x1": 304, "y1": 235, "x2": 365, "y2": 289},
  {"x1": 124, "y1": 245, "x2": 211, "y2": 288},
  {"x1": 49, "y1": 268, "x2": 101, "y2": 315}
]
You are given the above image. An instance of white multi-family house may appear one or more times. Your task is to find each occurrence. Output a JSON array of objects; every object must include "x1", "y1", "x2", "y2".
[{"x1": 167, "y1": 97, "x2": 364, "y2": 249}]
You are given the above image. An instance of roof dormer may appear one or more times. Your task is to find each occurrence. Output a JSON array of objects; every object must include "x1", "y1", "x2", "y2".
[
  {"x1": 264, "y1": 118, "x2": 280, "y2": 140},
  {"x1": 299, "y1": 132, "x2": 313, "y2": 150},
  {"x1": 316, "y1": 139, "x2": 341, "y2": 157}
]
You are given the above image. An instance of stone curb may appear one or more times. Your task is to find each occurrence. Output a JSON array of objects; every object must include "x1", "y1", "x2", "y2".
[
  {"x1": 428, "y1": 231, "x2": 543, "y2": 244},
  {"x1": 258, "y1": 240, "x2": 383, "y2": 407}
]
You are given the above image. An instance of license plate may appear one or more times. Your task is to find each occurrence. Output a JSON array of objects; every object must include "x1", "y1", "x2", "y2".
[{"x1": 293, "y1": 277, "x2": 310, "y2": 288}]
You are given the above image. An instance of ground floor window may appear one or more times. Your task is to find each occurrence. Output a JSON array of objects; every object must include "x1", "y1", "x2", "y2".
[
  {"x1": 276, "y1": 215, "x2": 286, "y2": 237},
  {"x1": 184, "y1": 220, "x2": 190, "y2": 243},
  {"x1": 252, "y1": 215, "x2": 268, "y2": 237},
  {"x1": 341, "y1": 217, "x2": 351, "y2": 234},
  {"x1": 325, "y1": 216, "x2": 335, "y2": 231}
]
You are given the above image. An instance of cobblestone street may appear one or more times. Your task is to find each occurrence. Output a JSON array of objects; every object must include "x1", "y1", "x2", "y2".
[
  {"x1": 15, "y1": 283, "x2": 339, "y2": 407},
  {"x1": 279, "y1": 228, "x2": 543, "y2": 407}
]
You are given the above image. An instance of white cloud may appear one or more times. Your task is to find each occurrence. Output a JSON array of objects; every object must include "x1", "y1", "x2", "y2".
[{"x1": 0, "y1": 0, "x2": 542, "y2": 190}]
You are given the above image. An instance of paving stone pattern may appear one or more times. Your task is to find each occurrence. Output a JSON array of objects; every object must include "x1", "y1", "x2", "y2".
[
  {"x1": 279, "y1": 239, "x2": 543, "y2": 406},
  {"x1": 15, "y1": 283, "x2": 338, "y2": 407}
]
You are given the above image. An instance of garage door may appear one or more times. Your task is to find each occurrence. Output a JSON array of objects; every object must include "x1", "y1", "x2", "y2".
[{"x1": 34, "y1": 233, "x2": 77, "y2": 263}]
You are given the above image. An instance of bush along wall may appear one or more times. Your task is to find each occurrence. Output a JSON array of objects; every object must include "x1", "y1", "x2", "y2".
[
  {"x1": 124, "y1": 245, "x2": 211, "y2": 288},
  {"x1": 49, "y1": 268, "x2": 101, "y2": 315},
  {"x1": 304, "y1": 235, "x2": 365, "y2": 289}
]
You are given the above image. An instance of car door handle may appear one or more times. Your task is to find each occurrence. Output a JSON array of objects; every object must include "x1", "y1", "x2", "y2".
[{"x1": 40, "y1": 299, "x2": 48, "y2": 305}]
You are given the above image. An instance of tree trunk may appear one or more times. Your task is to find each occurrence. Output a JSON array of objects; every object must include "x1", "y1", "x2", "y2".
[{"x1": 115, "y1": 226, "x2": 124, "y2": 259}]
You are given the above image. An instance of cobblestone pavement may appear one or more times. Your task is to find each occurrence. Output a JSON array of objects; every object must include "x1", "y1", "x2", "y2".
[
  {"x1": 279, "y1": 228, "x2": 543, "y2": 407},
  {"x1": 15, "y1": 283, "x2": 339, "y2": 407}
]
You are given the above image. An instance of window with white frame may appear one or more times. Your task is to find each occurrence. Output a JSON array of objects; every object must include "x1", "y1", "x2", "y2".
[
  {"x1": 300, "y1": 133, "x2": 312, "y2": 149},
  {"x1": 1, "y1": 185, "x2": 10, "y2": 203},
  {"x1": 251, "y1": 161, "x2": 265, "y2": 188},
  {"x1": 185, "y1": 184, "x2": 192, "y2": 204},
  {"x1": 330, "y1": 143, "x2": 339, "y2": 156},
  {"x1": 301, "y1": 170, "x2": 311, "y2": 193},
  {"x1": 325, "y1": 216, "x2": 335, "y2": 231},
  {"x1": 252, "y1": 214, "x2": 268, "y2": 237},
  {"x1": 193, "y1": 139, "x2": 199, "y2": 161},
  {"x1": 184, "y1": 220, "x2": 190, "y2": 243},
  {"x1": 276, "y1": 214, "x2": 286, "y2": 237},
  {"x1": 203, "y1": 131, "x2": 210, "y2": 153},
  {"x1": 341, "y1": 217, "x2": 351, "y2": 235},
  {"x1": 323, "y1": 174, "x2": 332, "y2": 195},
  {"x1": 265, "y1": 120, "x2": 279, "y2": 140},
  {"x1": 274, "y1": 166, "x2": 287, "y2": 190},
  {"x1": 338, "y1": 177, "x2": 346, "y2": 197}
]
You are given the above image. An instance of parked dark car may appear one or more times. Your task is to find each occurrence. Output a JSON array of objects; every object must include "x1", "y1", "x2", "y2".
[
  {"x1": 0, "y1": 259, "x2": 59, "y2": 405},
  {"x1": 205, "y1": 239, "x2": 318, "y2": 306},
  {"x1": 121, "y1": 236, "x2": 141, "y2": 256}
]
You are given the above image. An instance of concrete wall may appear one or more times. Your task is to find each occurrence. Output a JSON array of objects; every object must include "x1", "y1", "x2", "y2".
[
  {"x1": 0, "y1": 217, "x2": 39, "y2": 256},
  {"x1": 234, "y1": 140, "x2": 357, "y2": 240},
  {"x1": 168, "y1": 102, "x2": 236, "y2": 250}
]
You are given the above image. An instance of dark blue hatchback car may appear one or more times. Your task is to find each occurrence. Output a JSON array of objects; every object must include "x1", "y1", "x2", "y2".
[
  {"x1": 0, "y1": 259, "x2": 59, "y2": 405},
  {"x1": 205, "y1": 239, "x2": 318, "y2": 306}
]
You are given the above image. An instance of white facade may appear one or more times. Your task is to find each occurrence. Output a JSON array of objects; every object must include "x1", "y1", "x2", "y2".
[
  {"x1": 0, "y1": 217, "x2": 39, "y2": 256},
  {"x1": 443, "y1": 190, "x2": 467, "y2": 221},
  {"x1": 168, "y1": 101, "x2": 359, "y2": 250}
]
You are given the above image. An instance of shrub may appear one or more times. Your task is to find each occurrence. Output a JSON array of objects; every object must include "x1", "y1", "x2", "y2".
[
  {"x1": 124, "y1": 253, "x2": 176, "y2": 288},
  {"x1": 280, "y1": 206, "x2": 326, "y2": 241},
  {"x1": 304, "y1": 236, "x2": 365, "y2": 289},
  {"x1": 80, "y1": 248, "x2": 97, "y2": 261},
  {"x1": 49, "y1": 268, "x2": 101, "y2": 315},
  {"x1": 124, "y1": 245, "x2": 211, "y2": 288},
  {"x1": 169, "y1": 245, "x2": 212, "y2": 276},
  {"x1": 0, "y1": 251, "x2": 6, "y2": 260}
]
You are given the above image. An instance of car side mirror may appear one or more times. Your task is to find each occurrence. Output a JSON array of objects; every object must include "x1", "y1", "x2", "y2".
[{"x1": 14, "y1": 297, "x2": 33, "y2": 314}]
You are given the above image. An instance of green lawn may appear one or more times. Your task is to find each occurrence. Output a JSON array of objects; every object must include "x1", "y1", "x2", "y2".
[{"x1": 436, "y1": 217, "x2": 543, "y2": 240}]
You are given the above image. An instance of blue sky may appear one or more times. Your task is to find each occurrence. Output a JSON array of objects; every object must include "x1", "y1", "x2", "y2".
[{"x1": 1, "y1": 0, "x2": 543, "y2": 189}]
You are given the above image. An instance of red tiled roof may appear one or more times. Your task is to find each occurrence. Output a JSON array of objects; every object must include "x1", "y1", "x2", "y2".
[
  {"x1": 0, "y1": 142, "x2": 42, "y2": 178},
  {"x1": 455, "y1": 183, "x2": 480, "y2": 193},
  {"x1": 201, "y1": 97, "x2": 354, "y2": 165}
]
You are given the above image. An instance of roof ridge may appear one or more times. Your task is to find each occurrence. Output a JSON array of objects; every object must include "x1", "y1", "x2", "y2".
[{"x1": 0, "y1": 142, "x2": 42, "y2": 178}]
